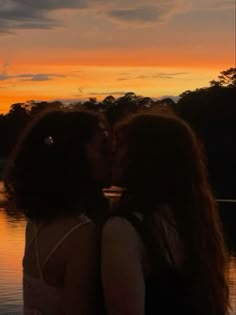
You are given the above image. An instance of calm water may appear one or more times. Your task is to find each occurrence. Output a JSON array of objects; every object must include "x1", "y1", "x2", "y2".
[
  {"x1": 0, "y1": 210, "x2": 25, "y2": 314},
  {"x1": 0, "y1": 203, "x2": 235, "y2": 314}
]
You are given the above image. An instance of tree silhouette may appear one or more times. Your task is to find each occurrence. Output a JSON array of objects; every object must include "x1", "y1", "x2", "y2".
[
  {"x1": 175, "y1": 70, "x2": 236, "y2": 199},
  {"x1": 0, "y1": 103, "x2": 29, "y2": 157},
  {"x1": 29, "y1": 100, "x2": 64, "y2": 116},
  {"x1": 210, "y1": 67, "x2": 236, "y2": 88}
]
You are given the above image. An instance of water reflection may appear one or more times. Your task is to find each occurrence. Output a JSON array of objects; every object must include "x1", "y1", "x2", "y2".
[{"x1": 0, "y1": 210, "x2": 25, "y2": 314}]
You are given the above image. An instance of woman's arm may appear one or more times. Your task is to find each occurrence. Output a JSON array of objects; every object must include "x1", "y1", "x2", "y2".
[
  {"x1": 102, "y1": 217, "x2": 145, "y2": 315},
  {"x1": 63, "y1": 222, "x2": 100, "y2": 315}
]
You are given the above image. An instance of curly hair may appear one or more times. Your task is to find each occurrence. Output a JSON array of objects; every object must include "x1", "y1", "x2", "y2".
[
  {"x1": 114, "y1": 112, "x2": 229, "y2": 315},
  {"x1": 4, "y1": 109, "x2": 109, "y2": 221}
]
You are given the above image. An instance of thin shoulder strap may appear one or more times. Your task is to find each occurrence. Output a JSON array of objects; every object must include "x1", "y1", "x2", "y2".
[
  {"x1": 42, "y1": 217, "x2": 91, "y2": 268},
  {"x1": 34, "y1": 224, "x2": 43, "y2": 280}
]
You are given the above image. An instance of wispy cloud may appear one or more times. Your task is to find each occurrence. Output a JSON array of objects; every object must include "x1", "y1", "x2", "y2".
[
  {"x1": 151, "y1": 72, "x2": 189, "y2": 79},
  {"x1": 17, "y1": 73, "x2": 65, "y2": 81},
  {"x1": 0, "y1": 65, "x2": 65, "y2": 81},
  {"x1": 0, "y1": 0, "x2": 60, "y2": 32},
  {"x1": 0, "y1": 63, "x2": 10, "y2": 80},
  {"x1": 108, "y1": 6, "x2": 165, "y2": 24},
  {"x1": 117, "y1": 72, "x2": 189, "y2": 81},
  {"x1": 103, "y1": 0, "x2": 192, "y2": 26},
  {"x1": 18, "y1": 0, "x2": 88, "y2": 10},
  {"x1": 117, "y1": 77, "x2": 130, "y2": 81},
  {"x1": 0, "y1": 0, "x2": 88, "y2": 33},
  {"x1": 193, "y1": 0, "x2": 235, "y2": 10},
  {"x1": 89, "y1": 91, "x2": 128, "y2": 96}
]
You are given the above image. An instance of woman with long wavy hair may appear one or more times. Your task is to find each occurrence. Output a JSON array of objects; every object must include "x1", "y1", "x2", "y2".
[{"x1": 102, "y1": 112, "x2": 229, "y2": 315}]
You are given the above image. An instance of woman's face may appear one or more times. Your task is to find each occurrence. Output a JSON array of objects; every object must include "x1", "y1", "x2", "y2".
[
  {"x1": 86, "y1": 124, "x2": 112, "y2": 188},
  {"x1": 111, "y1": 130, "x2": 128, "y2": 187}
]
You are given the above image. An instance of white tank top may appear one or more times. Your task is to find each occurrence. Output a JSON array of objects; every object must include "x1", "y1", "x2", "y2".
[{"x1": 23, "y1": 215, "x2": 91, "y2": 315}]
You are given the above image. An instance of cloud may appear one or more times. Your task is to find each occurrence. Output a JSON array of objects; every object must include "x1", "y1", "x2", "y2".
[
  {"x1": 0, "y1": 74, "x2": 9, "y2": 80},
  {"x1": 108, "y1": 6, "x2": 165, "y2": 23},
  {"x1": 193, "y1": 0, "x2": 235, "y2": 10},
  {"x1": 0, "y1": 65, "x2": 65, "y2": 81},
  {"x1": 19, "y1": 73, "x2": 65, "y2": 81},
  {"x1": 89, "y1": 91, "x2": 128, "y2": 96},
  {"x1": 0, "y1": 1, "x2": 42, "y2": 20},
  {"x1": 18, "y1": 0, "x2": 88, "y2": 10},
  {"x1": 151, "y1": 72, "x2": 189, "y2": 79},
  {"x1": 0, "y1": 0, "x2": 234, "y2": 33},
  {"x1": 16, "y1": 21, "x2": 60, "y2": 29},
  {"x1": 0, "y1": 0, "x2": 83, "y2": 33},
  {"x1": 117, "y1": 77, "x2": 130, "y2": 81},
  {"x1": 0, "y1": 63, "x2": 10, "y2": 80},
  {"x1": 117, "y1": 72, "x2": 189, "y2": 81},
  {"x1": 0, "y1": 0, "x2": 60, "y2": 32},
  {"x1": 105, "y1": 0, "x2": 192, "y2": 25},
  {"x1": 23, "y1": 74, "x2": 65, "y2": 81}
]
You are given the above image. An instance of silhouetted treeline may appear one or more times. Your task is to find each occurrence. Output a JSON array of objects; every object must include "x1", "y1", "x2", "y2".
[
  {"x1": 173, "y1": 67, "x2": 236, "y2": 251},
  {"x1": 0, "y1": 68, "x2": 235, "y2": 200},
  {"x1": 0, "y1": 94, "x2": 175, "y2": 157},
  {"x1": 0, "y1": 101, "x2": 64, "y2": 157},
  {"x1": 173, "y1": 68, "x2": 236, "y2": 199}
]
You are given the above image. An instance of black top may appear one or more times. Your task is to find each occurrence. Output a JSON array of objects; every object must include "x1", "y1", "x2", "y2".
[
  {"x1": 145, "y1": 268, "x2": 193, "y2": 315},
  {"x1": 118, "y1": 213, "x2": 194, "y2": 315}
]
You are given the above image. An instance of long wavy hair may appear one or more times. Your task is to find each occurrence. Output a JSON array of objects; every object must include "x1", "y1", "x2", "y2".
[
  {"x1": 114, "y1": 112, "x2": 229, "y2": 315},
  {"x1": 4, "y1": 109, "x2": 109, "y2": 222}
]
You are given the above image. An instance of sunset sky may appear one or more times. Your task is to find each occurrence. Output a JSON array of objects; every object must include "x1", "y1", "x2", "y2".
[{"x1": 0, "y1": 0, "x2": 235, "y2": 113}]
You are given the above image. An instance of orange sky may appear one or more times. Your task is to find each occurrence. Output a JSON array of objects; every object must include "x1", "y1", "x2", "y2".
[
  {"x1": 0, "y1": 62, "x2": 233, "y2": 113},
  {"x1": 0, "y1": 0, "x2": 235, "y2": 113}
]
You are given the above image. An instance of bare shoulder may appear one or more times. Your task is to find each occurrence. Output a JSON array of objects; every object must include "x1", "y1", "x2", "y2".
[
  {"x1": 103, "y1": 216, "x2": 138, "y2": 234},
  {"x1": 102, "y1": 216, "x2": 142, "y2": 250},
  {"x1": 102, "y1": 217, "x2": 145, "y2": 315}
]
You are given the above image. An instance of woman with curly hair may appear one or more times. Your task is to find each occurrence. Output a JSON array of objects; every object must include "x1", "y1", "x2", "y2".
[{"x1": 4, "y1": 109, "x2": 111, "y2": 315}]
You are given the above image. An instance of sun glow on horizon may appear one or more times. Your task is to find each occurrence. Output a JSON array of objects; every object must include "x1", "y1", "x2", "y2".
[{"x1": 0, "y1": 63, "x2": 233, "y2": 113}]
